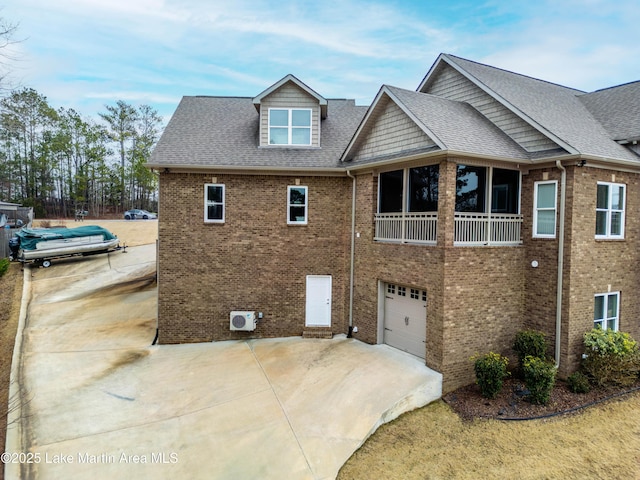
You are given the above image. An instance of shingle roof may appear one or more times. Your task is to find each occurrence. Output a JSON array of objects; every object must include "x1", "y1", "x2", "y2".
[
  {"x1": 578, "y1": 81, "x2": 640, "y2": 143},
  {"x1": 149, "y1": 96, "x2": 366, "y2": 170},
  {"x1": 439, "y1": 54, "x2": 640, "y2": 163}
]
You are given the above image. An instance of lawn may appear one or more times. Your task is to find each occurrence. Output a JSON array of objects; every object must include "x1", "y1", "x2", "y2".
[{"x1": 338, "y1": 385, "x2": 640, "y2": 479}]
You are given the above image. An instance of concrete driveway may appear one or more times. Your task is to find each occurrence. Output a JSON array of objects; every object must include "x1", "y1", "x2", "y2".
[{"x1": 6, "y1": 244, "x2": 442, "y2": 480}]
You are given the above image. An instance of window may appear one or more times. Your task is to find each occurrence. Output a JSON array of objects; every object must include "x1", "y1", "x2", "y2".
[
  {"x1": 269, "y1": 108, "x2": 311, "y2": 145},
  {"x1": 594, "y1": 292, "x2": 619, "y2": 331},
  {"x1": 596, "y1": 182, "x2": 625, "y2": 238},
  {"x1": 455, "y1": 165, "x2": 519, "y2": 213},
  {"x1": 287, "y1": 186, "x2": 308, "y2": 224},
  {"x1": 378, "y1": 165, "x2": 439, "y2": 213},
  {"x1": 204, "y1": 184, "x2": 225, "y2": 223},
  {"x1": 533, "y1": 181, "x2": 557, "y2": 238}
]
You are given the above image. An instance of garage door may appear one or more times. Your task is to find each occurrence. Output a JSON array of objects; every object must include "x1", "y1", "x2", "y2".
[{"x1": 383, "y1": 283, "x2": 426, "y2": 359}]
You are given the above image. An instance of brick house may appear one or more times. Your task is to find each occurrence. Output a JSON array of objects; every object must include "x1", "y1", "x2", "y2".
[{"x1": 148, "y1": 54, "x2": 640, "y2": 392}]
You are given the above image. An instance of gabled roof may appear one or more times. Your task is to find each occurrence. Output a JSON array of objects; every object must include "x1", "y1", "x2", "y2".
[
  {"x1": 417, "y1": 54, "x2": 640, "y2": 164},
  {"x1": 253, "y1": 74, "x2": 328, "y2": 118},
  {"x1": 149, "y1": 96, "x2": 366, "y2": 171},
  {"x1": 579, "y1": 81, "x2": 640, "y2": 144},
  {"x1": 341, "y1": 85, "x2": 530, "y2": 166}
]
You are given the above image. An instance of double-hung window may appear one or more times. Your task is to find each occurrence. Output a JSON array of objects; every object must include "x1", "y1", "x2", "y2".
[
  {"x1": 594, "y1": 292, "x2": 619, "y2": 331},
  {"x1": 269, "y1": 109, "x2": 311, "y2": 145},
  {"x1": 596, "y1": 182, "x2": 625, "y2": 239},
  {"x1": 204, "y1": 184, "x2": 225, "y2": 223},
  {"x1": 533, "y1": 181, "x2": 557, "y2": 238},
  {"x1": 287, "y1": 186, "x2": 308, "y2": 224}
]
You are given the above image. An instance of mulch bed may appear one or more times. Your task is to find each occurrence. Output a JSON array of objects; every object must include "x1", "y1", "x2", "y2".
[{"x1": 443, "y1": 376, "x2": 640, "y2": 421}]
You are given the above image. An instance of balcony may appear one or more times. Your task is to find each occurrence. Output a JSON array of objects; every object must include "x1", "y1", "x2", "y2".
[
  {"x1": 373, "y1": 212, "x2": 522, "y2": 246},
  {"x1": 454, "y1": 212, "x2": 522, "y2": 246},
  {"x1": 374, "y1": 212, "x2": 437, "y2": 245}
]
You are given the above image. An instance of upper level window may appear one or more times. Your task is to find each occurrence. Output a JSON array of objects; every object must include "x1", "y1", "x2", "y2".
[
  {"x1": 269, "y1": 109, "x2": 311, "y2": 145},
  {"x1": 288, "y1": 186, "x2": 308, "y2": 224},
  {"x1": 594, "y1": 292, "x2": 619, "y2": 331},
  {"x1": 456, "y1": 165, "x2": 519, "y2": 214},
  {"x1": 596, "y1": 182, "x2": 625, "y2": 239},
  {"x1": 204, "y1": 184, "x2": 225, "y2": 223},
  {"x1": 533, "y1": 181, "x2": 557, "y2": 238},
  {"x1": 378, "y1": 165, "x2": 439, "y2": 213}
]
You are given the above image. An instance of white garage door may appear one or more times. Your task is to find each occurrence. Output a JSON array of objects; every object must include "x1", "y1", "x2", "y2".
[{"x1": 383, "y1": 283, "x2": 426, "y2": 359}]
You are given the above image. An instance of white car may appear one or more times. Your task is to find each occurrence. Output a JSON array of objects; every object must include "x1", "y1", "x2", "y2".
[{"x1": 124, "y1": 209, "x2": 157, "y2": 220}]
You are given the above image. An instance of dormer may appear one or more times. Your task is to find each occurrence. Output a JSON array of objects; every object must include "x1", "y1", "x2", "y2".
[{"x1": 253, "y1": 74, "x2": 327, "y2": 148}]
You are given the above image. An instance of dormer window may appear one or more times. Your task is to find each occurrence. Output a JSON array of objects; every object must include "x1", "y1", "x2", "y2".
[{"x1": 269, "y1": 108, "x2": 311, "y2": 145}]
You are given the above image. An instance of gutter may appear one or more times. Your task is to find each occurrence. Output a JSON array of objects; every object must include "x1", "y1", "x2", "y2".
[
  {"x1": 555, "y1": 160, "x2": 567, "y2": 368},
  {"x1": 346, "y1": 170, "x2": 356, "y2": 337}
]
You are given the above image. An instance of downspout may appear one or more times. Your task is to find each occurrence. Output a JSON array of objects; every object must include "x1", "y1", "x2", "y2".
[
  {"x1": 346, "y1": 170, "x2": 356, "y2": 337},
  {"x1": 555, "y1": 160, "x2": 567, "y2": 368}
]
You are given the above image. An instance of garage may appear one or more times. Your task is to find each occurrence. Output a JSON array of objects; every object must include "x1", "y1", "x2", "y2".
[{"x1": 383, "y1": 283, "x2": 427, "y2": 359}]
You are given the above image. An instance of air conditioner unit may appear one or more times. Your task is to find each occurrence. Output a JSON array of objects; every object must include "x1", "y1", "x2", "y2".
[{"x1": 230, "y1": 311, "x2": 256, "y2": 331}]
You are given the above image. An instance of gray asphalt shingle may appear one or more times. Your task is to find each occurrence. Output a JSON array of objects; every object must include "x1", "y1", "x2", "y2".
[{"x1": 150, "y1": 96, "x2": 367, "y2": 169}]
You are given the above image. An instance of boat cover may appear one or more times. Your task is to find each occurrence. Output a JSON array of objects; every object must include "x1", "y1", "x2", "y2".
[{"x1": 16, "y1": 226, "x2": 117, "y2": 251}]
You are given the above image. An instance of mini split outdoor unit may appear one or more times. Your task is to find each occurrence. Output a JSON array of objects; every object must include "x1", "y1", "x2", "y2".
[{"x1": 230, "y1": 311, "x2": 256, "y2": 331}]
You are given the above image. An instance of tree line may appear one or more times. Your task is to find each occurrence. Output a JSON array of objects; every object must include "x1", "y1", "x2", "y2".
[{"x1": 0, "y1": 88, "x2": 162, "y2": 218}]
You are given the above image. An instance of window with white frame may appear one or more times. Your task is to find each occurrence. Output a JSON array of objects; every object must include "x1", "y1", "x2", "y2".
[
  {"x1": 533, "y1": 181, "x2": 557, "y2": 238},
  {"x1": 269, "y1": 109, "x2": 312, "y2": 145},
  {"x1": 204, "y1": 184, "x2": 225, "y2": 223},
  {"x1": 596, "y1": 182, "x2": 625, "y2": 239},
  {"x1": 594, "y1": 292, "x2": 619, "y2": 331},
  {"x1": 287, "y1": 186, "x2": 308, "y2": 224}
]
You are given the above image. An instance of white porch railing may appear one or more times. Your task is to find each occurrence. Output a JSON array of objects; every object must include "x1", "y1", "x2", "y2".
[
  {"x1": 454, "y1": 212, "x2": 522, "y2": 246},
  {"x1": 374, "y1": 212, "x2": 438, "y2": 245}
]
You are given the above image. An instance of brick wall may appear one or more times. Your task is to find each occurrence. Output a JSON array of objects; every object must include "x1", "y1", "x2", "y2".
[{"x1": 157, "y1": 172, "x2": 351, "y2": 343}]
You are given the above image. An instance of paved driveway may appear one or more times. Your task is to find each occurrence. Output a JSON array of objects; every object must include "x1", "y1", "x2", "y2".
[{"x1": 6, "y1": 244, "x2": 442, "y2": 479}]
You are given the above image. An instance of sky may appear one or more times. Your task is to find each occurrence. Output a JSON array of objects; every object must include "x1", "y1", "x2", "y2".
[{"x1": 2, "y1": 0, "x2": 640, "y2": 123}]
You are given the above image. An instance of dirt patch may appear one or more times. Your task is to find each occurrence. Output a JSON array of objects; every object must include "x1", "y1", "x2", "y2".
[
  {"x1": 0, "y1": 264, "x2": 23, "y2": 480},
  {"x1": 32, "y1": 219, "x2": 158, "y2": 247}
]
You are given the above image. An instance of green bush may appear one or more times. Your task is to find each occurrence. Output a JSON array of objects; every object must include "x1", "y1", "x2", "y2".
[
  {"x1": 472, "y1": 352, "x2": 509, "y2": 399},
  {"x1": 522, "y1": 355, "x2": 557, "y2": 405},
  {"x1": 0, "y1": 258, "x2": 9, "y2": 278},
  {"x1": 514, "y1": 330, "x2": 548, "y2": 368},
  {"x1": 581, "y1": 327, "x2": 640, "y2": 387},
  {"x1": 567, "y1": 371, "x2": 590, "y2": 394}
]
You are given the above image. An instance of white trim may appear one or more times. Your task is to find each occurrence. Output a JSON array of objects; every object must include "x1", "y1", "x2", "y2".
[
  {"x1": 204, "y1": 183, "x2": 225, "y2": 223},
  {"x1": 533, "y1": 180, "x2": 558, "y2": 238},
  {"x1": 595, "y1": 181, "x2": 626, "y2": 239},
  {"x1": 287, "y1": 185, "x2": 308, "y2": 225},
  {"x1": 594, "y1": 291, "x2": 620, "y2": 331}
]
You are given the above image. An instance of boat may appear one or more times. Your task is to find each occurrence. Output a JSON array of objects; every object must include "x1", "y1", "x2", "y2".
[{"x1": 10, "y1": 225, "x2": 120, "y2": 267}]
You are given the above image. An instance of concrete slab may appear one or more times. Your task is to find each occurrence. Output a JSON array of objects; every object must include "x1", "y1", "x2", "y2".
[{"x1": 6, "y1": 244, "x2": 442, "y2": 480}]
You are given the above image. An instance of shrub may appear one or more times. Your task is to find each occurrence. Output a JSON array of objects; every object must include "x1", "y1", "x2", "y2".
[
  {"x1": 566, "y1": 371, "x2": 590, "y2": 394},
  {"x1": 0, "y1": 257, "x2": 9, "y2": 278},
  {"x1": 514, "y1": 330, "x2": 548, "y2": 368},
  {"x1": 522, "y1": 355, "x2": 557, "y2": 405},
  {"x1": 472, "y1": 352, "x2": 509, "y2": 399},
  {"x1": 581, "y1": 327, "x2": 640, "y2": 387}
]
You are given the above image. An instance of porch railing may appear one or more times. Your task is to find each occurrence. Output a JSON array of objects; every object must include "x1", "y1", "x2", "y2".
[
  {"x1": 374, "y1": 212, "x2": 437, "y2": 245},
  {"x1": 454, "y1": 212, "x2": 522, "y2": 246}
]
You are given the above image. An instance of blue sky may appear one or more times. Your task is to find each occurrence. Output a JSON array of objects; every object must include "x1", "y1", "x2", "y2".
[{"x1": 3, "y1": 0, "x2": 640, "y2": 122}]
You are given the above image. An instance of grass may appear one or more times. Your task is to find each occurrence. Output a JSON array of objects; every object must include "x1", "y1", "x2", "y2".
[
  {"x1": 338, "y1": 393, "x2": 640, "y2": 479},
  {"x1": 0, "y1": 263, "x2": 23, "y2": 480}
]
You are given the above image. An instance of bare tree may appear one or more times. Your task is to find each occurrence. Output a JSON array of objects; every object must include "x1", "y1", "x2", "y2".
[{"x1": 0, "y1": 14, "x2": 21, "y2": 91}]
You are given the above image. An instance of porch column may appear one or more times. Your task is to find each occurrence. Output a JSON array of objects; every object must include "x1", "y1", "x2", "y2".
[{"x1": 438, "y1": 159, "x2": 457, "y2": 248}]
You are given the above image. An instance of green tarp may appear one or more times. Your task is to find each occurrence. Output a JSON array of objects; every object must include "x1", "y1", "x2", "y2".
[{"x1": 16, "y1": 226, "x2": 117, "y2": 250}]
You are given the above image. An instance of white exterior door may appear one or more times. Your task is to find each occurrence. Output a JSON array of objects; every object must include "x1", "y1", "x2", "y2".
[
  {"x1": 305, "y1": 275, "x2": 332, "y2": 326},
  {"x1": 383, "y1": 283, "x2": 426, "y2": 358}
]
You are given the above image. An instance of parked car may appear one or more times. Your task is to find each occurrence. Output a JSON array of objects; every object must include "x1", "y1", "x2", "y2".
[{"x1": 124, "y1": 209, "x2": 157, "y2": 220}]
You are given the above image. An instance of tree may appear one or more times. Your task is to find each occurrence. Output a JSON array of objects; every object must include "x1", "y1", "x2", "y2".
[
  {"x1": 99, "y1": 100, "x2": 139, "y2": 210},
  {"x1": 0, "y1": 15, "x2": 20, "y2": 92}
]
